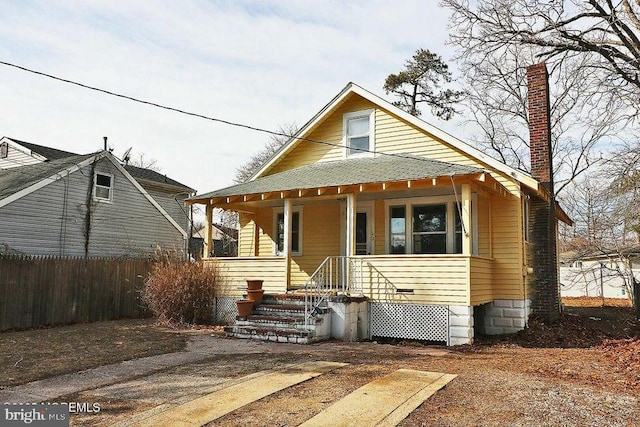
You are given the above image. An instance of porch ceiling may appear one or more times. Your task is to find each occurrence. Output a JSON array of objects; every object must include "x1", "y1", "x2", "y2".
[{"x1": 188, "y1": 155, "x2": 511, "y2": 206}]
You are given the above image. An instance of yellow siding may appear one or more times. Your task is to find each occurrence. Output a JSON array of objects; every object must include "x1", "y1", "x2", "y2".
[
  {"x1": 264, "y1": 93, "x2": 520, "y2": 196},
  {"x1": 238, "y1": 212, "x2": 256, "y2": 256},
  {"x1": 267, "y1": 96, "x2": 373, "y2": 175},
  {"x1": 203, "y1": 257, "x2": 286, "y2": 297},
  {"x1": 477, "y1": 195, "x2": 491, "y2": 257},
  {"x1": 470, "y1": 256, "x2": 494, "y2": 305},
  {"x1": 256, "y1": 208, "x2": 274, "y2": 256},
  {"x1": 359, "y1": 255, "x2": 471, "y2": 306},
  {"x1": 289, "y1": 201, "x2": 342, "y2": 287},
  {"x1": 490, "y1": 195, "x2": 524, "y2": 299}
]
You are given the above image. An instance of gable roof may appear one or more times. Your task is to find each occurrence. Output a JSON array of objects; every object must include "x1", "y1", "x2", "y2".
[
  {"x1": 124, "y1": 164, "x2": 194, "y2": 192},
  {"x1": 1, "y1": 136, "x2": 194, "y2": 193},
  {"x1": 251, "y1": 82, "x2": 542, "y2": 195},
  {"x1": 0, "y1": 150, "x2": 188, "y2": 237},
  {"x1": 0, "y1": 153, "x2": 96, "y2": 201},
  {"x1": 2, "y1": 137, "x2": 78, "y2": 160},
  {"x1": 191, "y1": 154, "x2": 482, "y2": 201}
]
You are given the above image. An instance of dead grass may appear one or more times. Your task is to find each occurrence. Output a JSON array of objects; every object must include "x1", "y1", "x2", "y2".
[
  {"x1": 562, "y1": 296, "x2": 632, "y2": 307},
  {"x1": 0, "y1": 319, "x2": 187, "y2": 387}
]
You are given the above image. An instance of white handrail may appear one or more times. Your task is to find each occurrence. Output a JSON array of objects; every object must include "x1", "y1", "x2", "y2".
[{"x1": 303, "y1": 256, "x2": 364, "y2": 327}]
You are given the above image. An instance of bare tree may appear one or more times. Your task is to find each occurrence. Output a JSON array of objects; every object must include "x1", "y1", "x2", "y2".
[
  {"x1": 443, "y1": 0, "x2": 640, "y2": 111},
  {"x1": 234, "y1": 123, "x2": 299, "y2": 184},
  {"x1": 442, "y1": 0, "x2": 637, "y2": 195},
  {"x1": 383, "y1": 48, "x2": 464, "y2": 119},
  {"x1": 126, "y1": 151, "x2": 162, "y2": 172}
]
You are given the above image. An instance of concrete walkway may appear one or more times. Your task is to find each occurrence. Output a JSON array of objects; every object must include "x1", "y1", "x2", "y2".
[{"x1": 0, "y1": 334, "x2": 290, "y2": 404}]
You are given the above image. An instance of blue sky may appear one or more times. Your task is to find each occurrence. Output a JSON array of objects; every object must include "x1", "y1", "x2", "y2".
[{"x1": 0, "y1": 1, "x2": 462, "y2": 197}]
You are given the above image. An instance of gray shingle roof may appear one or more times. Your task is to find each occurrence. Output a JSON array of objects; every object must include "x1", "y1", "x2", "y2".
[
  {"x1": 192, "y1": 155, "x2": 482, "y2": 200},
  {"x1": 0, "y1": 153, "x2": 96, "y2": 200},
  {"x1": 124, "y1": 164, "x2": 194, "y2": 192},
  {"x1": 6, "y1": 137, "x2": 80, "y2": 160}
]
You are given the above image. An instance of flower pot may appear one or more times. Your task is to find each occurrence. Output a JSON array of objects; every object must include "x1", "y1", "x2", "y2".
[
  {"x1": 246, "y1": 289, "x2": 265, "y2": 305},
  {"x1": 246, "y1": 280, "x2": 264, "y2": 291},
  {"x1": 236, "y1": 299, "x2": 254, "y2": 317}
]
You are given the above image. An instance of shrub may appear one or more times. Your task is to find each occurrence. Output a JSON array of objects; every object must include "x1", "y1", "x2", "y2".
[{"x1": 142, "y1": 261, "x2": 221, "y2": 325}]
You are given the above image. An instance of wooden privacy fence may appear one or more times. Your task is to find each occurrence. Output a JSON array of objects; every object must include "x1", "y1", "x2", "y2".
[{"x1": 0, "y1": 255, "x2": 154, "y2": 331}]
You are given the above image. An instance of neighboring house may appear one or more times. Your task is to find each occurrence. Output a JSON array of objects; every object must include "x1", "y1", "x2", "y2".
[
  {"x1": 0, "y1": 137, "x2": 194, "y2": 257},
  {"x1": 188, "y1": 63, "x2": 571, "y2": 345},
  {"x1": 560, "y1": 251, "x2": 639, "y2": 299},
  {"x1": 192, "y1": 224, "x2": 238, "y2": 258}
]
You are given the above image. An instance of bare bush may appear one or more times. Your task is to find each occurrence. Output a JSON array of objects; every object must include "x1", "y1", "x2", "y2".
[{"x1": 142, "y1": 261, "x2": 220, "y2": 325}]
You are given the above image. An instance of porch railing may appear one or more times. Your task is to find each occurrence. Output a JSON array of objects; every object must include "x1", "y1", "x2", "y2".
[{"x1": 304, "y1": 256, "x2": 365, "y2": 327}]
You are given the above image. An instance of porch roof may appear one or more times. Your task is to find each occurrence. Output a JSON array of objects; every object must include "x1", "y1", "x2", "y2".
[{"x1": 189, "y1": 155, "x2": 486, "y2": 203}]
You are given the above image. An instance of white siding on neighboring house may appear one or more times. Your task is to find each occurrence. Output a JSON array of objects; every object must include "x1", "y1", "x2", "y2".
[
  {"x1": 0, "y1": 157, "x2": 185, "y2": 257},
  {"x1": 560, "y1": 266, "x2": 637, "y2": 299},
  {"x1": 0, "y1": 143, "x2": 42, "y2": 170}
]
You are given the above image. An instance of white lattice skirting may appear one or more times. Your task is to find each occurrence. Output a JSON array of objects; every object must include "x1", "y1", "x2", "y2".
[
  {"x1": 213, "y1": 296, "x2": 240, "y2": 324},
  {"x1": 370, "y1": 303, "x2": 450, "y2": 343}
]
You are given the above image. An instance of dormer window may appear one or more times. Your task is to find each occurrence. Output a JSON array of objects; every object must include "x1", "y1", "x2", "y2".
[
  {"x1": 93, "y1": 173, "x2": 113, "y2": 202},
  {"x1": 344, "y1": 109, "x2": 375, "y2": 158}
]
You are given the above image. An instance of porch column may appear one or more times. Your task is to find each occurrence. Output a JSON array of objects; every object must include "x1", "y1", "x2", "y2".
[
  {"x1": 204, "y1": 204, "x2": 213, "y2": 258},
  {"x1": 346, "y1": 193, "x2": 356, "y2": 256},
  {"x1": 283, "y1": 198, "x2": 292, "y2": 287},
  {"x1": 462, "y1": 184, "x2": 472, "y2": 255}
]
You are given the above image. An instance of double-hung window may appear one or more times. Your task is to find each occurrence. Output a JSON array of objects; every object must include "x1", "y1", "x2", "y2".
[
  {"x1": 344, "y1": 110, "x2": 375, "y2": 158},
  {"x1": 93, "y1": 173, "x2": 113, "y2": 202},
  {"x1": 412, "y1": 204, "x2": 447, "y2": 254},
  {"x1": 274, "y1": 208, "x2": 302, "y2": 256}
]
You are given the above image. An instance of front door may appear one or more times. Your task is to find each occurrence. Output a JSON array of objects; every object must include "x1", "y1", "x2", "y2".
[{"x1": 355, "y1": 204, "x2": 374, "y2": 255}]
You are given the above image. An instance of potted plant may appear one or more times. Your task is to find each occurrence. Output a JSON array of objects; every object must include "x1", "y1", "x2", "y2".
[
  {"x1": 236, "y1": 299, "x2": 254, "y2": 317},
  {"x1": 246, "y1": 279, "x2": 264, "y2": 291},
  {"x1": 246, "y1": 289, "x2": 264, "y2": 305}
]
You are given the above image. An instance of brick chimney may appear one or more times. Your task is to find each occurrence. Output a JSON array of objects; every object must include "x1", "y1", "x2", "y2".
[
  {"x1": 526, "y1": 63, "x2": 553, "y2": 191},
  {"x1": 525, "y1": 62, "x2": 560, "y2": 323}
]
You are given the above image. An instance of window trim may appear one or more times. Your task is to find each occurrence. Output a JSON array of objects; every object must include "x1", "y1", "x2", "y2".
[
  {"x1": 273, "y1": 206, "x2": 303, "y2": 256},
  {"x1": 93, "y1": 172, "x2": 114, "y2": 203},
  {"x1": 343, "y1": 109, "x2": 375, "y2": 158},
  {"x1": 384, "y1": 194, "x2": 478, "y2": 255}
]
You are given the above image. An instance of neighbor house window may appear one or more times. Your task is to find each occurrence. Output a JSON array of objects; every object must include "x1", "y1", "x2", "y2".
[
  {"x1": 0, "y1": 142, "x2": 7, "y2": 159},
  {"x1": 344, "y1": 110, "x2": 375, "y2": 157},
  {"x1": 93, "y1": 173, "x2": 113, "y2": 202},
  {"x1": 389, "y1": 206, "x2": 406, "y2": 254},
  {"x1": 275, "y1": 208, "x2": 302, "y2": 256},
  {"x1": 412, "y1": 204, "x2": 447, "y2": 254}
]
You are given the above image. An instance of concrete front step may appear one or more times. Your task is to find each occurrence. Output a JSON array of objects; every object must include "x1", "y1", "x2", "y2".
[
  {"x1": 262, "y1": 293, "x2": 307, "y2": 306},
  {"x1": 225, "y1": 292, "x2": 332, "y2": 344},
  {"x1": 223, "y1": 325, "x2": 315, "y2": 344},
  {"x1": 234, "y1": 314, "x2": 320, "y2": 329}
]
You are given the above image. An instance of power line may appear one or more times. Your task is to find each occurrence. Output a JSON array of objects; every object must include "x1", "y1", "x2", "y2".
[{"x1": 0, "y1": 60, "x2": 443, "y2": 162}]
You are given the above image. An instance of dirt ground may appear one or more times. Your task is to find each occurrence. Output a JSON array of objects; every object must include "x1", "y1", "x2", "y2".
[
  {"x1": 3, "y1": 298, "x2": 639, "y2": 426},
  {"x1": 0, "y1": 319, "x2": 187, "y2": 387}
]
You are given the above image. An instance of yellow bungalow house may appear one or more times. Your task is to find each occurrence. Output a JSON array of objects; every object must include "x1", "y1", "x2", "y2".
[{"x1": 188, "y1": 63, "x2": 570, "y2": 345}]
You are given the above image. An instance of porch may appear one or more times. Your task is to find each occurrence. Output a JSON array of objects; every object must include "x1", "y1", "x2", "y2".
[
  {"x1": 188, "y1": 155, "x2": 522, "y2": 344},
  {"x1": 204, "y1": 254, "x2": 493, "y2": 307}
]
